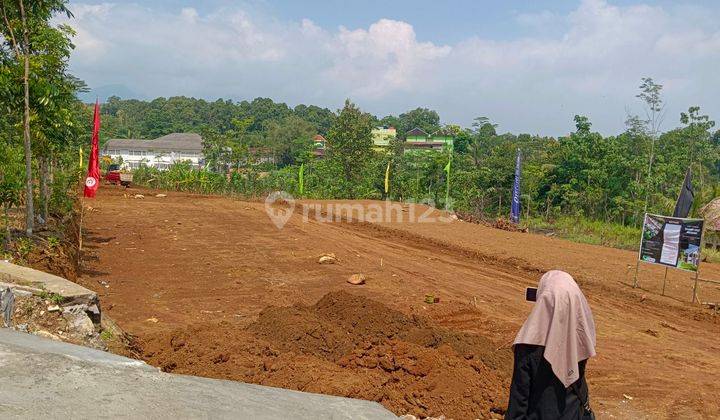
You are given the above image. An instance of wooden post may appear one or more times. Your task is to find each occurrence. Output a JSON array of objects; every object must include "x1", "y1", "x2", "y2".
[
  {"x1": 693, "y1": 222, "x2": 706, "y2": 303},
  {"x1": 692, "y1": 268, "x2": 700, "y2": 303},
  {"x1": 661, "y1": 267, "x2": 669, "y2": 296},
  {"x1": 633, "y1": 260, "x2": 640, "y2": 288}
]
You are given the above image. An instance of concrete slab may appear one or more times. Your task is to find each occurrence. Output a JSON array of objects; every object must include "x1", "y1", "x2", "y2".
[
  {"x1": 0, "y1": 329, "x2": 397, "y2": 419},
  {"x1": 0, "y1": 261, "x2": 97, "y2": 306}
]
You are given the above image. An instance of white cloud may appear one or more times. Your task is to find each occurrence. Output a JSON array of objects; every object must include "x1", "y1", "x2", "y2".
[
  {"x1": 329, "y1": 19, "x2": 451, "y2": 97},
  {"x1": 62, "y1": 0, "x2": 720, "y2": 135}
]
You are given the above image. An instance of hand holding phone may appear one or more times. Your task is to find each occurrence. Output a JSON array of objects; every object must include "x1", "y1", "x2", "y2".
[{"x1": 526, "y1": 287, "x2": 537, "y2": 302}]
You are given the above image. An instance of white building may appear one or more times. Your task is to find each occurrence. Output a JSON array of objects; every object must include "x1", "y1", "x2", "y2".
[{"x1": 103, "y1": 133, "x2": 204, "y2": 170}]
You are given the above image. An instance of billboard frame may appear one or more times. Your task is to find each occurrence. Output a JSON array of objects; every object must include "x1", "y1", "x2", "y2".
[{"x1": 632, "y1": 213, "x2": 705, "y2": 303}]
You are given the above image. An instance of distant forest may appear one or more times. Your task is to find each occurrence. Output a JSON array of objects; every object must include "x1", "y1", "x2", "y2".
[
  {"x1": 99, "y1": 95, "x2": 448, "y2": 140},
  {"x1": 100, "y1": 89, "x2": 720, "y2": 229}
]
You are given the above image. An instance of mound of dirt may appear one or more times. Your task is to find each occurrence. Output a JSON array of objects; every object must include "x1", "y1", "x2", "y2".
[
  {"x1": 455, "y1": 212, "x2": 528, "y2": 233},
  {"x1": 140, "y1": 291, "x2": 511, "y2": 419}
]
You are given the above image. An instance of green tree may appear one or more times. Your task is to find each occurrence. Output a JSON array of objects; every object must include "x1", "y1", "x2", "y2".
[
  {"x1": 469, "y1": 117, "x2": 497, "y2": 167},
  {"x1": 0, "y1": 0, "x2": 73, "y2": 234},
  {"x1": 636, "y1": 77, "x2": 665, "y2": 215},
  {"x1": 265, "y1": 115, "x2": 315, "y2": 167},
  {"x1": 0, "y1": 141, "x2": 24, "y2": 249},
  {"x1": 326, "y1": 99, "x2": 373, "y2": 198},
  {"x1": 397, "y1": 107, "x2": 441, "y2": 137}
]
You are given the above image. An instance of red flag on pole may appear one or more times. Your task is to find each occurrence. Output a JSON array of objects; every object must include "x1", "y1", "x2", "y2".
[{"x1": 84, "y1": 100, "x2": 101, "y2": 198}]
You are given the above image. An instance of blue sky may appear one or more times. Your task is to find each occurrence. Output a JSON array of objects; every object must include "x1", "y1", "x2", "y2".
[{"x1": 64, "y1": 0, "x2": 720, "y2": 135}]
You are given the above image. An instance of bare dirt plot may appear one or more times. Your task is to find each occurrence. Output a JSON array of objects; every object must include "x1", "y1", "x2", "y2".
[{"x1": 78, "y1": 188, "x2": 720, "y2": 419}]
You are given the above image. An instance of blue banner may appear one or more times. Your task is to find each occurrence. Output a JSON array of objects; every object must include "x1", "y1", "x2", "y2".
[{"x1": 510, "y1": 149, "x2": 522, "y2": 224}]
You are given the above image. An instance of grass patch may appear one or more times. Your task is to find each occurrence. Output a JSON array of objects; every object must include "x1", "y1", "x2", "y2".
[
  {"x1": 525, "y1": 216, "x2": 641, "y2": 250},
  {"x1": 702, "y1": 247, "x2": 720, "y2": 264},
  {"x1": 38, "y1": 290, "x2": 64, "y2": 305}
]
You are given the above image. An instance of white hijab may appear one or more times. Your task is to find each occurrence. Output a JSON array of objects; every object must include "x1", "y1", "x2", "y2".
[{"x1": 514, "y1": 270, "x2": 596, "y2": 388}]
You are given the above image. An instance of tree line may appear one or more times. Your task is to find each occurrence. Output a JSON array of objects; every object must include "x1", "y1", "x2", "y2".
[{"x1": 126, "y1": 87, "x2": 719, "y2": 230}]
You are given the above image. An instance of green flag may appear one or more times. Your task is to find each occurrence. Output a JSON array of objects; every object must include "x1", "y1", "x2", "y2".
[{"x1": 298, "y1": 163, "x2": 305, "y2": 195}]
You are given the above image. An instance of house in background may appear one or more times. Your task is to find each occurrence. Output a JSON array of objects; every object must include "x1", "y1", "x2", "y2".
[
  {"x1": 405, "y1": 127, "x2": 428, "y2": 143},
  {"x1": 404, "y1": 127, "x2": 454, "y2": 152},
  {"x1": 312, "y1": 134, "x2": 326, "y2": 158},
  {"x1": 430, "y1": 129, "x2": 455, "y2": 148},
  {"x1": 371, "y1": 126, "x2": 396, "y2": 151},
  {"x1": 103, "y1": 133, "x2": 203, "y2": 170}
]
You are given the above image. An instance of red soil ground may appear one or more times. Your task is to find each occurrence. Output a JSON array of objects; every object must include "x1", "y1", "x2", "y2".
[{"x1": 77, "y1": 187, "x2": 720, "y2": 419}]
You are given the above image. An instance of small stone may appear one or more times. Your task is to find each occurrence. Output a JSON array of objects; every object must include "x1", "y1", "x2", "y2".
[
  {"x1": 63, "y1": 307, "x2": 95, "y2": 336},
  {"x1": 155, "y1": 194, "x2": 167, "y2": 198},
  {"x1": 146, "y1": 317, "x2": 159, "y2": 323},
  {"x1": 347, "y1": 274, "x2": 366, "y2": 285},
  {"x1": 0, "y1": 286, "x2": 14, "y2": 327},
  {"x1": 133, "y1": 194, "x2": 145, "y2": 199},
  {"x1": 47, "y1": 305, "x2": 61, "y2": 312},
  {"x1": 318, "y1": 253, "x2": 338, "y2": 264}
]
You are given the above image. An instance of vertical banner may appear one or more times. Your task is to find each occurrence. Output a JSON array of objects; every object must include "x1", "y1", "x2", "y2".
[
  {"x1": 510, "y1": 149, "x2": 522, "y2": 224},
  {"x1": 298, "y1": 163, "x2": 305, "y2": 195},
  {"x1": 672, "y1": 167, "x2": 693, "y2": 218},
  {"x1": 83, "y1": 100, "x2": 101, "y2": 198},
  {"x1": 384, "y1": 161, "x2": 391, "y2": 195},
  {"x1": 639, "y1": 213, "x2": 703, "y2": 272}
]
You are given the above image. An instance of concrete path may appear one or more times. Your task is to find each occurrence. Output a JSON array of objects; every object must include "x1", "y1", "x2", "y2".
[
  {"x1": 0, "y1": 329, "x2": 396, "y2": 419},
  {"x1": 0, "y1": 260, "x2": 97, "y2": 306}
]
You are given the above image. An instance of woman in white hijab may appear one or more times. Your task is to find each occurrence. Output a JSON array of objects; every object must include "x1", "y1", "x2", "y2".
[{"x1": 505, "y1": 270, "x2": 596, "y2": 420}]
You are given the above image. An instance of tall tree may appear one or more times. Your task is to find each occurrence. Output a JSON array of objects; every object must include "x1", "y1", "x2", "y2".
[
  {"x1": 265, "y1": 115, "x2": 315, "y2": 167},
  {"x1": 637, "y1": 77, "x2": 665, "y2": 215},
  {"x1": 326, "y1": 99, "x2": 373, "y2": 198},
  {"x1": 0, "y1": 0, "x2": 72, "y2": 235},
  {"x1": 469, "y1": 117, "x2": 497, "y2": 167},
  {"x1": 397, "y1": 107, "x2": 441, "y2": 136}
]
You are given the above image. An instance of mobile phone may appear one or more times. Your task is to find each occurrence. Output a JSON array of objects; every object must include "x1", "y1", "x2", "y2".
[{"x1": 525, "y1": 287, "x2": 537, "y2": 302}]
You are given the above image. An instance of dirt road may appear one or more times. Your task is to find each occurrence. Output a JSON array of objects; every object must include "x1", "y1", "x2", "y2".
[{"x1": 78, "y1": 187, "x2": 720, "y2": 419}]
